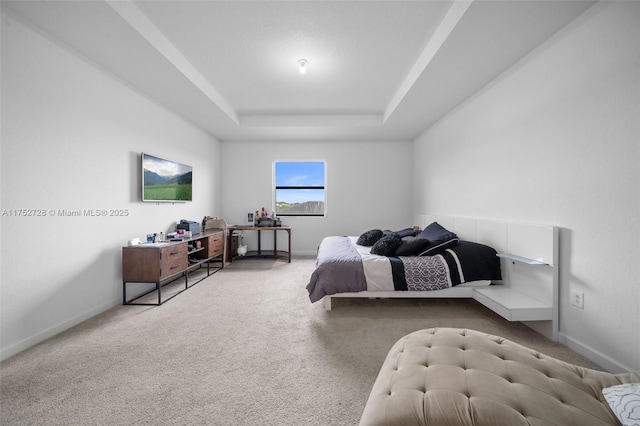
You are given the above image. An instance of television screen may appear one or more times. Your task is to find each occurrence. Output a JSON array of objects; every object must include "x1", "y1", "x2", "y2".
[{"x1": 142, "y1": 153, "x2": 192, "y2": 202}]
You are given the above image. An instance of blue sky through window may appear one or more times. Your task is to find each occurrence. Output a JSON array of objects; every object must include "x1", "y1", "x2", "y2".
[
  {"x1": 275, "y1": 161, "x2": 325, "y2": 204},
  {"x1": 275, "y1": 162, "x2": 324, "y2": 186}
]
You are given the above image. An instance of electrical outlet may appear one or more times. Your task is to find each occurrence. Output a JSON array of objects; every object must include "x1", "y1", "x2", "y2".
[{"x1": 571, "y1": 290, "x2": 584, "y2": 309}]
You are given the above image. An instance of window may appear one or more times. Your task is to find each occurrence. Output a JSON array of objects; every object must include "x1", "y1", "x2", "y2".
[{"x1": 274, "y1": 161, "x2": 326, "y2": 216}]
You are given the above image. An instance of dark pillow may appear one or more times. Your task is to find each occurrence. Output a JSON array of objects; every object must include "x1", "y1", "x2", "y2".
[
  {"x1": 395, "y1": 228, "x2": 419, "y2": 238},
  {"x1": 394, "y1": 237, "x2": 431, "y2": 256},
  {"x1": 370, "y1": 234, "x2": 402, "y2": 256},
  {"x1": 382, "y1": 228, "x2": 418, "y2": 238},
  {"x1": 357, "y1": 229, "x2": 383, "y2": 246},
  {"x1": 416, "y1": 222, "x2": 459, "y2": 256}
]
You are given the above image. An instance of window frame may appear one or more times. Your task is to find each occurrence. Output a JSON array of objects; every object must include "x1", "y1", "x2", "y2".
[{"x1": 273, "y1": 160, "x2": 327, "y2": 217}]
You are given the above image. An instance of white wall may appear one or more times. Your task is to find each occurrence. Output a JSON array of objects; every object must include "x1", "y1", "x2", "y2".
[
  {"x1": 220, "y1": 140, "x2": 413, "y2": 255},
  {"x1": 413, "y1": 2, "x2": 639, "y2": 372},
  {"x1": 0, "y1": 13, "x2": 221, "y2": 360}
]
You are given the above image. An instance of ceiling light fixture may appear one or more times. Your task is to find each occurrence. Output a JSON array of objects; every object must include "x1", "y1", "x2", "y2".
[{"x1": 298, "y1": 59, "x2": 308, "y2": 74}]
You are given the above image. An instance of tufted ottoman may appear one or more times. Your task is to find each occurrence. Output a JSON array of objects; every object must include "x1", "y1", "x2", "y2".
[{"x1": 359, "y1": 328, "x2": 640, "y2": 426}]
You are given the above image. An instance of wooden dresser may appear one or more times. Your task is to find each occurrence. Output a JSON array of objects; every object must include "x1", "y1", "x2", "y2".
[{"x1": 122, "y1": 229, "x2": 225, "y2": 305}]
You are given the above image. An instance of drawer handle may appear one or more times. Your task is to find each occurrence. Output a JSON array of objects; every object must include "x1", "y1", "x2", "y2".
[{"x1": 170, "y1": 251, "x2": 181, "y2": 255}]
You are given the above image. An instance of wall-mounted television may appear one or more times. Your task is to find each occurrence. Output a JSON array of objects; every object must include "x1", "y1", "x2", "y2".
[{"x1": 142, "y1": 153, "x2": 192, "y2": 202}]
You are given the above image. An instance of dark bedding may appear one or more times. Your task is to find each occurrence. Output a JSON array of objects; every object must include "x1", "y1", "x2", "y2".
[{"x1": 306, "y1": 236, "x2": 501, "y2": 303}]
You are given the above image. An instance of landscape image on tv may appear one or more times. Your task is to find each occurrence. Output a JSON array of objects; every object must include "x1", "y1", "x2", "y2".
[{"x1": 142, "y1": 153, "x2": 192, "y2": 202}]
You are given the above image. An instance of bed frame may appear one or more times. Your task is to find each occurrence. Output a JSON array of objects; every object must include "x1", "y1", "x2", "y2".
[{"x1": 323, "y1": 214, "x2": 559, "y2": 342}]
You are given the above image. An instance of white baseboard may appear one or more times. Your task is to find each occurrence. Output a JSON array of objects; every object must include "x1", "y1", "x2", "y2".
[
  {"x1": 0, "y1": 298, "x2": 120, "y2": 362},
  {"x1": 559, "y1": 332, "x2": 635, "y2": 373}
]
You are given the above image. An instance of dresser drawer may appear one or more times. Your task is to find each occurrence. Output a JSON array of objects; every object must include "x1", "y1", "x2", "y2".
[
  {"x1": 159, "y1": 244, "x2": 188, "y2": 279},
  {"x1": 208, "y1": 232, "x2": 225, "y2": 257}
]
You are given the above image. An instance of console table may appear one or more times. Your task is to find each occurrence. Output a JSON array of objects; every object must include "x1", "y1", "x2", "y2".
[
  {"x1": 227, "y1": 225, "x2": 291, "y2": 263},
  {"x1": 122, "y1": 230, "x2": 225, "y2": 305}
]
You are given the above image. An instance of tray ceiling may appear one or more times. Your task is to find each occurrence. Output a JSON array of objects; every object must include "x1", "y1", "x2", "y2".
[{"x1": 2, "y1": 0, "x2": 595, "y2": 141}]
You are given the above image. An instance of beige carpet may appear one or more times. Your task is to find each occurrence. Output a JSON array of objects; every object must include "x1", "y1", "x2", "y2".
[{"x1": 0, "y1": 258, "x2": 601, "y2": 426}]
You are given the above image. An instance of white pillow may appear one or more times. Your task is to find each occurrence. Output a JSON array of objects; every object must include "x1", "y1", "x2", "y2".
[{"x1": 603, "y1": 383, "x2": 640, "y2": 426}]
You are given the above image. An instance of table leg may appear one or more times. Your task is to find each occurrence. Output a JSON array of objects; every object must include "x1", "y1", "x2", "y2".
[{"x1": 257, "y1": 229, "x2": 262, "y2": 254}]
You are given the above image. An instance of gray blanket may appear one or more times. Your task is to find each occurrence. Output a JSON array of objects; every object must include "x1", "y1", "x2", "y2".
[{"x1": 306, "y1": 236, "x2": 367, "y2": 302}]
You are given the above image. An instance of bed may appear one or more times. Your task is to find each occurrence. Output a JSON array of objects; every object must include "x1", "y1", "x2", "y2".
[
  {"x1": 359, "y1": 328, "x2": 640, "y2": 426},
  {"x1": 307, "y1": 215, "x2": 561, "y2": 342},
  {"x1": 306, "y1": 228, "x2": 501, "y2": 303}
]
